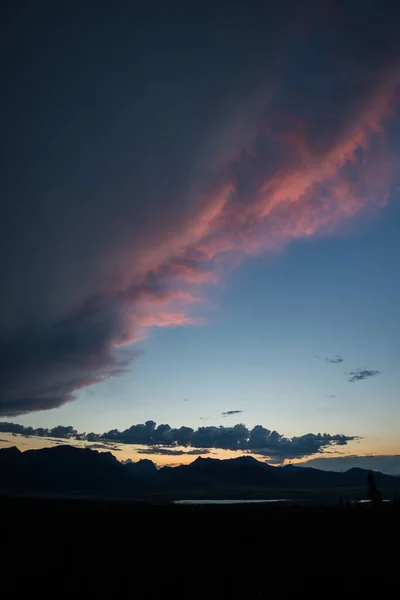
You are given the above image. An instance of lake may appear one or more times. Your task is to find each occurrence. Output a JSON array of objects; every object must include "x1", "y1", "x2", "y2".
[
  {"x1": 174, "y1": 498, "x2": 391, "y2": 505},
  {"x1": 174, "y1": 499, "x2": 289, "y2": 505}
]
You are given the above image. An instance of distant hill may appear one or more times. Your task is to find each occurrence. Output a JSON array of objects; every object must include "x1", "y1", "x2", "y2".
[
  {"x1": 124, "y1": 458, "x2": 158, "y2": 477},
  {"x1": 0, "y1": 445, "x2": 131, "y2": 494},
  {"x1": 1, "y1": 446, "x2": 399, "y2": 499},
  {"x1": 156, "y1": 456, "x2": 400, "y2": 496}
]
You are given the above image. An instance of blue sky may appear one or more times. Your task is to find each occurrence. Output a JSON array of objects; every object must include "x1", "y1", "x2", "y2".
[{"x1": 8, "y1": 197, "x2": 399, "y2": 461}]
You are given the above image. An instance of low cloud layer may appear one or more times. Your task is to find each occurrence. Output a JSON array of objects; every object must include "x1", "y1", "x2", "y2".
[
  {"x1": 1, "y1": 3, "x2": 399, "y2": 415},
  {"x1": 348, "y1": 368, "x2": 381, "y2": 383},
  {"x1": 137, "y1": 448, "x2": 211, "y2": 456},
  {"x1": 248, "y1": 431, "x2": 358, "y2": 462},
  {"x1": 0, "y1": 423, "x2": 78, "y2": 439},
  {"x1": 85, "y1": 443, "x2": 121, "y2": 452},
  {"x1": 301, "y1": 454, "x2": 400, "y2": 476},
  {"x1": 0, "y1": 421, "x2": 358, "y2": 462}
]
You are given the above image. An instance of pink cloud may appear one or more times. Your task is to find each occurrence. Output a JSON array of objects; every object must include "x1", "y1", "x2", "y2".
[
  {"x1": 3, "y1": 2, "x2": 400, "y2": 417},
  {"x1": 107, "y1": 71, "x2": 398, "y2": 350}
]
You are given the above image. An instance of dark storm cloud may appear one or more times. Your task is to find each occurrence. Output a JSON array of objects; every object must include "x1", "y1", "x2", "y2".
[
  {"x1": 222, "y1": 410, "x2": 243, "y2": 416},
  {"x1": 348, "y1": 368, "x2": 381, "y2": 382},
  {"x1": 0, "y1": 420, "x2": 358, "y2": 461},
  {"x1": 1, "y1": 1, "x2": 400, "y2": 414}
]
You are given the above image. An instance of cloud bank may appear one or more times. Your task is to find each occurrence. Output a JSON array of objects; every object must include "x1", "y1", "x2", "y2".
[
  {"x1": 1, "y1": 2, "x2": 399, "y2": 414},
  {"x1": 0, "y1": 421, "x2": 358, "y2": 461}
]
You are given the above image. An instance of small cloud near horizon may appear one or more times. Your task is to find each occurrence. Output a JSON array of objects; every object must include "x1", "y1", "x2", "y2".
[
  {"x1": 222, "y1": 410, "x2": 243, "y2": 416},
  {"x1": 317, "y1": 355, "x2": 343, "y2": 364},
  {"x1": 348, "y1": 368, "x2": 381, "y2": 383}
]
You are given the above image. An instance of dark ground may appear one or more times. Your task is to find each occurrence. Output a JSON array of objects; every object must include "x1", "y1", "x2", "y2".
[{"x1": 1, "y1": 496, "x2": 399, "y2": 596}]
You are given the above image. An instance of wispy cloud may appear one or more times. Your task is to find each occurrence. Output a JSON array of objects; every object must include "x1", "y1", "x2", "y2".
[
  {"x1": 137, "y1": 448, "x2": 211, "y2": 456},
  {"x1": 222, "y1": 410, "x2": 243, "y2": 417},
  {"x1": 85, "y1": 443, "x2": 121, "y2": 452},
  {"x1": 323, "y1": 355, "x2": 344, "y2": 364},
  {"x1": 348, "y1": 368, "x2": 381, "y2": 383}
]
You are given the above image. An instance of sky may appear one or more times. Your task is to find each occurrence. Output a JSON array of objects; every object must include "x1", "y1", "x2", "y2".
[{"x1": 0, "y1": 0, "x2": 399, "y2": 472}]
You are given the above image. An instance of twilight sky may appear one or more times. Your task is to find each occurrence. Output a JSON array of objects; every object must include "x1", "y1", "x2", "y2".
[{"x1": 1, "y1": 0, "x2": 399, "y2": 471}]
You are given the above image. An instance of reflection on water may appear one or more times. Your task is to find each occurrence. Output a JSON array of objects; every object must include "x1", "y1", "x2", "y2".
[
  {"x1": 354, "y1": 499, "x2": 390, "y2": 504},
  {"x1": 174, "y1": 499, "x2": 289, "y2": 505}
]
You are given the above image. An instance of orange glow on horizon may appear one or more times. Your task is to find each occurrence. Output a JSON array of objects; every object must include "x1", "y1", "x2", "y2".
[{"x1": 1, "y1": 433, "x2": 399, "y2": 469}]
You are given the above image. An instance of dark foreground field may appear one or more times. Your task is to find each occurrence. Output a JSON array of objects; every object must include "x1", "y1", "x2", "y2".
[{"x1": 2, "y1": 496, "x2": 399, "y2": 597}]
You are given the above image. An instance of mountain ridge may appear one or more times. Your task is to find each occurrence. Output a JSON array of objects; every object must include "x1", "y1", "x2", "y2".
[{"x1": 1, "y1": 445, "x2": 399, "y2": 498}]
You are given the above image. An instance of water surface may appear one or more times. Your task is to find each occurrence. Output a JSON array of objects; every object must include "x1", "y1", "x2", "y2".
[{"x1": 174, "y1": 499, "x2": 289, "y2": 505}]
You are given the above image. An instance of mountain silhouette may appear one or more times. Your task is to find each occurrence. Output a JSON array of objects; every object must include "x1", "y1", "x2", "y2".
[
  {"x1": 1, "y1": 446, "x2": 399, "y2": 498},
  {"x1": 158, "y1": 455, "x2": 282, "y2": 490},
  {"x1": 0, "y1": 445, "x2": 130, "y2": 494},
  {"x1": 124, "y1": 458, "x2": 158, "y2": 477}
]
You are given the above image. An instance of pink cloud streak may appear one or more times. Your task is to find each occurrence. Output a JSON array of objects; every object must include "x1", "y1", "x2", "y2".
[{"x1": 109, "y1": 72, "x2": 398, "y2": 347}]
